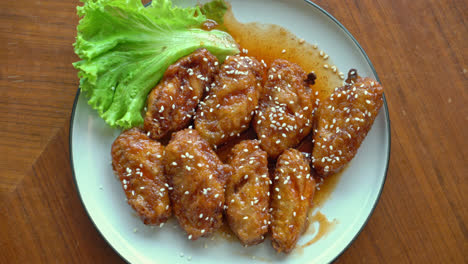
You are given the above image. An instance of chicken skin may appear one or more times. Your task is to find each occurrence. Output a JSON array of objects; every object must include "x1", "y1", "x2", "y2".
[
  {"x1": 270, "y1": 149, "x2": 316, "y2": 253},
  {"x1": 225, "y1": 140, "x2": 270, "y2": 245},
  {"x1": 164, "y1": 129, "x2": 232, "y2": 240},
  {"x1": 111, "y1": 128, "x2": 171, "y2": 225},
  {"x1": 312, "y1": 70, "x2": 384, "y2": 176},
  {"x1": 195, "y1": 55, "x2": 265, "y2": 146},
  {"x1": 253, "y1": 59, "x2": 315, "y2": 159},
  {"x1": 144, "y1": 49, "x2": 219, "y2": 139}
]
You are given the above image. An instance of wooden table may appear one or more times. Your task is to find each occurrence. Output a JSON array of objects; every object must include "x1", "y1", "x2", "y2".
[{"x1": 1, "y1": 0, "x2": 466, "y2": 263}]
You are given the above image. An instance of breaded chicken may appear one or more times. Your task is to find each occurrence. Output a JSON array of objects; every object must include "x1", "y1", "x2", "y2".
[
  {"x1": 144, "y1": 49, "x2": 219, "y2": 139},
  {"x1": 111, "y1": 128, "x2": 171, "y2": 225},
  {"x1": 194, "y1": 55, "x2": 265, "y2": 146},
  {"x1": 164, "y1": 129, "x2": 232, "y2": 240},
  {"x1": 253, "y1": 59, "x2": 315, "y2": 159},
  {"x1": 312, "y1": 70, "x2": 384, "y2": 176},
  {"x1": 215, "y1": 127, "x2": 257, "y2": 163},
  {"x1": 225, "y1": 140, "x2": 270, "y2": 245},
  {"x1": 271, "y1": 149, "x2": 316, "y2": 253}
]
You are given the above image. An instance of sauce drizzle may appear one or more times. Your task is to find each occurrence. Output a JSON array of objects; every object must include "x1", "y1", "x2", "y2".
[
  {"x1": 301, "y1": 211, "x2": 337, "y2": 248},
  {"x1": 223, "y1": 6, "x2": 343, "y2": 102}
]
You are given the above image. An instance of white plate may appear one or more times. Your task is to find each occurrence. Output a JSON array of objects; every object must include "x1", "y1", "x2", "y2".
[{"x1": 70, "y1": 0, "x2": 390, "y2": 263}]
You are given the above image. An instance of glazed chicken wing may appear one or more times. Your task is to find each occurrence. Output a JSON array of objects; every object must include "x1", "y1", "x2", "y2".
[
  {"x1": 111, "y1": 128, "x2": 171, "y2": 225},
  {"x1": 225, "y1": 140, "x2": 270, "y2": 245},
  {"x1": 271, "y1": 149, "x2": 316, "y2": 253},
  {"x1": 312, "y1": 70, "x2": 384, "y2": 176},
  {"x1": 164, "y1": 129, "x2": 231, "y2": 240},
  {"x1": 194, "y1": 55, "x2": 265, "y2": 146},
  {"x1": 144, "y1": 48, "x2": 219, "y2": 139},
  {"x1": 253, "y1": 59, "x2": 315, "y2": 158}
]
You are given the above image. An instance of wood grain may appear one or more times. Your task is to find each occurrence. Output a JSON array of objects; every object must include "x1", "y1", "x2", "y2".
[
  {"x1": 0, "y1": 0, "x2": 79, "y2": 194},
  {"x1": 0, "y1": 124, "x2": 124, "y2": 263},
  {"x1": 0, "y1": 0, "x2": 466, "y2": 263}
]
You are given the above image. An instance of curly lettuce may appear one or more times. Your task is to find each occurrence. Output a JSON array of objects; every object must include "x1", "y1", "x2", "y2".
[
  {"x1": 73, "y1": 0, "x2": 238, "y2": 128},
  {"x1": 200, "y1": 0, "x2": 228, "y2": 24}
]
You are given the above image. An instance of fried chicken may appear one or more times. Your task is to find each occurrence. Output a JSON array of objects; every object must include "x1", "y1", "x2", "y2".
[
  {"x1": 270, "y1": 149, "x2": 316, "y2": 253},
  {"x1": 194, "y1": 55, "x2": 265, "y2": 146},
  {"x1": 164, "y1": 129, "x2": 232, "y2": 240},
  {"x1": 215, "y1": 127, "x2": 257, "y2": 163},
  {"x1": 312, "y1": 70, "x2": 384, "y2": 176},
  {"x1": 111, "y1": 128, "x2": 171, "y2": 225},
  {"x1": 253, "y1": 59, "x2": 315, "y2": 158},
  {"x1": 225, "y1": 140, "x2": 270, "y2": 245},
  {"x1": 144, "y1": 48, "x2": 219, "y2": 139}
]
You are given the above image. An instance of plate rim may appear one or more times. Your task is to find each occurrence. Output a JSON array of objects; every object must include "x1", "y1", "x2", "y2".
[{"x1": 68, "y1": 0, "x2": 391, "y2": 263}]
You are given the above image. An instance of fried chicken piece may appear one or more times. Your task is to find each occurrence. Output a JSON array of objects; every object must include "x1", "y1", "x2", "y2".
[
  {"x1": 225, "y1": 140, "x2": 270, "y2": 245},
  {"x1": 144, "y1": 48, "x2": 219, "y2": 139},
  {"x1": 164, "y1": 129, "x2": 231, "y2": 240},
  {"x1": 253, "y1": 59, "x2": 315, "y2": 159},
  {"x1": 215, "y1": 127, "x2": 257, "y2": 163},
  {"x1": 271, "y1": 149, "x2": 316, "y2": 253},
  {"x1": 111, "y1": 128, "x2": 171, "y2": 225},
  {"x1": 312, "y1": 70, "x2": 384, "y2": 176},
  {"x1": 195, "y1": 55, "x2": 265, "y2": 146}
]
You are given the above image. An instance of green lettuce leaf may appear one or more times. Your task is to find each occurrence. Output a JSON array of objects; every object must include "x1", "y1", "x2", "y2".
[
  {"x1": 73, "y1": 0, "x2": 239, "y2": 129},
  {"x1": 200, "y1": 0, "x2": 228, "y2": 24}
]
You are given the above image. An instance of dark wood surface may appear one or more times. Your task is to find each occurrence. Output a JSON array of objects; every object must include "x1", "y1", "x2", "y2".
[{"x1": 0, "y1": 0, "x2": 466, "y2": 263}]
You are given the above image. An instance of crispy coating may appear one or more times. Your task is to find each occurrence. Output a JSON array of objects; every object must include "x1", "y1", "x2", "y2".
[
  {"x1": 111, "y1": 128, "x2": 171, "y2": 225},
  {"x1": 215, "y1": 127, "x2": 257, "y2": 163},
  {"x1": 253, "y1": 59, "x2": 315, "y2": 159},
  {"x1": 271, "y1": 149, "x2": 316, "y2": 253},
  {"x1": 195, "y1": 55, "x2": 265, "y2": 146},
  {"x1": 164, "y1": 129, "x2": 232, "y2": 240},
  {"x1": 225, "y1": 140, "x2": 270, "y2": 245},
  {"x1": 144, "y1": 49, "x2": 219, "y2": 139},
  {"x1": 312, "y1": 76, "x2": 384, "y2": 176}
]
